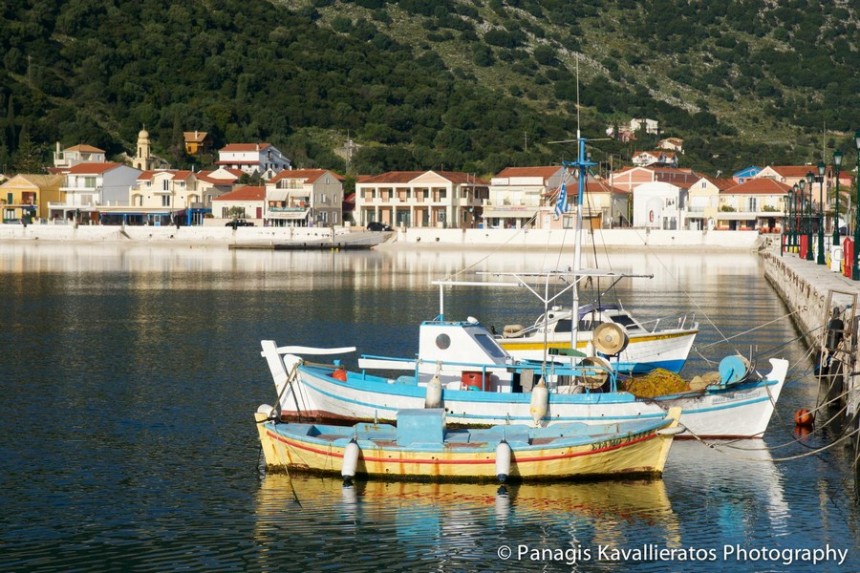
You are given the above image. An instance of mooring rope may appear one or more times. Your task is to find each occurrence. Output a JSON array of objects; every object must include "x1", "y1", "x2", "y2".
[{"x1": 681, "y1": 423, "x2": 860, "y2": 463}]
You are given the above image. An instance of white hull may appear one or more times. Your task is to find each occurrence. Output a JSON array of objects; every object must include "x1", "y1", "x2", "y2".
[{"x1": 263, "y1": 342, "x2": 789, "y2": 439}]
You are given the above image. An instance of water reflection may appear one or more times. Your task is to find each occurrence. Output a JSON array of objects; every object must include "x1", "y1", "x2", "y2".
[
  {"x1": 254, "y1": 473, "x2": 681, "y2": 572},
  {"x1": 4, "y1": 243, "x2": 860, "y2": 572}
]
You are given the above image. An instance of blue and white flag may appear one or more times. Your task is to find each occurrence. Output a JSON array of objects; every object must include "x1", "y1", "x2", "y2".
[{"x1": 554, "y1": 182, "x2": 568, "y2": 218}]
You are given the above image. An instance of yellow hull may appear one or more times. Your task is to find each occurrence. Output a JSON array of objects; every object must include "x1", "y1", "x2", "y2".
[{"x1": 254, "y1": 411, "x2": 679, "y2": 481}]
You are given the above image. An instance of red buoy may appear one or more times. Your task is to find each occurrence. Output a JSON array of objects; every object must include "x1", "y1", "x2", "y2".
[
  {"x1": 332, "y1": 367, "x2": 347, "y2": 382},
  {"x1": 794, "y1": 408, "x2": 813, "y2": 427}
]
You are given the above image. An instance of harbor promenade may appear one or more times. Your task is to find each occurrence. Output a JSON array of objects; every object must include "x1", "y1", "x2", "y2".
[
  {"x1": 0, "y1": 224, "x2": 762, "y2": 250},
  {"x1": 761, "y1": 244, "x2": 860, "y2": 422}
]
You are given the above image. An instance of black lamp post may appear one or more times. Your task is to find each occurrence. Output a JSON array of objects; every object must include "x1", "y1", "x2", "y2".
[
  {"x1": 787, "y1": 185, "x2": 795, "y2": 251},
  {"x1": 833, "y1": 151, "x2": 843, "y2": 248},
  {"x1": 792, "y1": 183, "x2": 800, "y2": 251},
  {"x1": 817, "y1": 161, "x2": 826, "y2": 264},
  {"x1": 779, "y1": 189, "x2": 794, "y2": 254},
  {"x1": 805, "y1": 173, "x2": 814, "y2": 261},
  {"x1": 854, "y1": 129, "x2": 860, "y2": 280},
  {"x1": 796, "y1": 180, "x2": 805, "y2": 254}
]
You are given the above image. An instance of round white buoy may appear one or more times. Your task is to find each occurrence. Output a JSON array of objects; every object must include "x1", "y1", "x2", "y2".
[
  {"x1": 495, "y1": 441, "x2": 512, "y2": 483},
  {"x1": 342, "y1": 440, "x2": 360, "y2": 484},
  {"x1": 425, "y1": 374, "x2": 443, "y2": 408},
  {"x1": 529, "y1": 380, "x2": 548, "y2": 426}
]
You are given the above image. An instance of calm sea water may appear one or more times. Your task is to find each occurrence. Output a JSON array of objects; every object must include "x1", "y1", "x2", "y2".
[{"x1": 0, "y1": 243, "x2": 857, "y2": 573}]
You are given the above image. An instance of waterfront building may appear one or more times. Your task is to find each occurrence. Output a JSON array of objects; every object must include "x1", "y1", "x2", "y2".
[
  {"x1": 264, "y1": 169, "x2": 343, "y2": 228},
  {"x1": 686, "y1": 175, "x2": 735, "y2": 231},
  {"x1": 211, "y1": 185, "x2": 265, "y2": 224},
  {"x1": 718, "y1": 178, "x2": 791, "y2": 232},
  {"x1": 631, "y1": 181, "x2": 687, "y2": 230},
  {"x1": 0, "y1": 174, "x2": 63, "y2": 223},
  {"x1": 355, "y1": 170, "x2": 486, "y2": 229},
  {"x1": 49, "y1": 162, "x2": 141, "y2": 223},
  {"x1": 485, "y1": 166, "x2": 562, "y2": 230}
]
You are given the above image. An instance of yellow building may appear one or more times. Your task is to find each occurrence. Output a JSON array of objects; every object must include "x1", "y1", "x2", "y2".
[{"x1": 0, "y1": 174, "x2": 64, "y2": 223}]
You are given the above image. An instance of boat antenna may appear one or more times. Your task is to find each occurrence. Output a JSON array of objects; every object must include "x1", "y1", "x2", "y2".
[{"x1": 576, "y1": 55, "x2": 581, "y2": 141}]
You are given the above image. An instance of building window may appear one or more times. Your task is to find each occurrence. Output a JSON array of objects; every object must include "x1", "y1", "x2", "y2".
[
  {"x1": 163, "y1": 180, "x2": 169, "y2": 191},
  {"x1": 162, "y1": 195, "x2": 171, "y2": 207}
]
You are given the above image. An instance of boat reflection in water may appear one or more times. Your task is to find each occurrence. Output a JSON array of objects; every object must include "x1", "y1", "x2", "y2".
[
  {"x1": 663, "y1": 440, "x2": 789, "y2": 546},
  {"x1": 253, "y1": 473, "x2": 681, "y2": 571}
]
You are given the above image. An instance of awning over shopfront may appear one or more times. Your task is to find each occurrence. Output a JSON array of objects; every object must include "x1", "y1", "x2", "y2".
[{"x1": 269, "y1": 209, "x2": 309, "y2": 220}]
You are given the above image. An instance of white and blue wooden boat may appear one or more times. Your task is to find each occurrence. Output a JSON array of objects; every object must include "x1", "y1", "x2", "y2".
[
  {"x1": 260, "y1": 315, "x2": 788, "y2": 439},
  {"x1": 254, "y1": 407, "x2": 682, "y2": 482}
]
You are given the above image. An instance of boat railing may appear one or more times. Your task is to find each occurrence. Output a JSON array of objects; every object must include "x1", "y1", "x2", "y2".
[
  {"x1": 359, "y1": 353, "x2": 615, "y2": 390},
  {"x1": 637, "y1": 313, "x2": 697, "y2": 333}
]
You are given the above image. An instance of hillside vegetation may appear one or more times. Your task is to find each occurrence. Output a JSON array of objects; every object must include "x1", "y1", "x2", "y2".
[{"x1": 1, "y1": 0, "x2": 858, "y2": 178}]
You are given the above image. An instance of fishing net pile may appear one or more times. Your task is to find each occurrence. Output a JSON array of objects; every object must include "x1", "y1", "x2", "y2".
[{"x1": 623, "y1": 369, "x2": 722, "y2": 398}]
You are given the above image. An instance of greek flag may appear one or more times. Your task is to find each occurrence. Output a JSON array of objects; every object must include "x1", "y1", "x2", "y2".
[{"x1": 554, "y1": 182, "x2": 568, "y2": 217}]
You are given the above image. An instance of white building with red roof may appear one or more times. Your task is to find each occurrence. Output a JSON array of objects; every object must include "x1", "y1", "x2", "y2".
[
  {"x1": 49, "y1": 162, "x2": 141, "y2": 223},
  {"x1": 216, "y1": 143, "x2": 290, "y2": 179},
  {"x1": 265, "y1": 169, "x2": 343, "y2": 227},
  {"x1": 486, "y1": 166, "x2": 566, "y2": 229},
  {"x1": 52, "y1": 143, "x2": 106, "y2": 172},
  {"x1": 211, "y1": 185, "x2": 266, "y2": 223}
]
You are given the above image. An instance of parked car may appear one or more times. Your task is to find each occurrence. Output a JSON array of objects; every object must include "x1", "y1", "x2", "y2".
[
  {"x1": 226, "y1": 219, "x2": 255, "y2": 228},
  {"x1": 367, "y1": 222, "x2": 392, "y2": 232}
]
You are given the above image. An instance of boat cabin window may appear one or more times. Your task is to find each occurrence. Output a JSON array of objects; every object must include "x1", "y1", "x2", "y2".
[
  {"x1": 474, "y1": 333, "x2": 507, "y2": 358},
  {"x1": 436, "y1": 334, "x2": 451, "y2": 349},
  {"x1": 554, "y1": 319, "x2": 573, "y2": 333},
  {"x1": 610, "y1": 315, "x2": 641, "y2": 331}
]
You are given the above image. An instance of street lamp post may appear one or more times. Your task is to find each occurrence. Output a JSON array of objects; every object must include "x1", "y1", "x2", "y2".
[
  {"x1": 833, "y1": 151, "x2": 843, "y2": 249},
  {"x1": 804, "y1": 173, "x2": 814, "y2": 261},
  {"x1": 791, "y1": 183, "x2": 800, "y2": 251},
  {"x1": 854, "y1": 129, "x2": 860, "y2": 280},
  {"x1": 817, "y1": 161, "x2": 826, "y2": 264},
  {"x1": 785, "y1": 187, "x2": 793, "y2": 254}
]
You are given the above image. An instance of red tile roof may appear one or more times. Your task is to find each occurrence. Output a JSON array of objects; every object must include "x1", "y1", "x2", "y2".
[
  {"x1": 725, "y1": 178, "x2": 791, "y2": 194},
  {"x1": 67, "y1": 162, "x2": 123, "y2": 174},
  {"x1": 219, "y1": 143, "x2": 273, "y2": 152},
  {"x1": 65, "y1": 144, "x2": 104, "y2": 153},
  {"x1": 494, "y1": 166, "x2": 562, "y2": 179},
  {"x1": 212, "y1": 185, "x2": 266, "y2": 201}
]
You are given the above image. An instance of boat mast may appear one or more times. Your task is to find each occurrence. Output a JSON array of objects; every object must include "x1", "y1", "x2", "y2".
[{"x1": 563, "y1": 138, "x2": 596, "y2": 361}]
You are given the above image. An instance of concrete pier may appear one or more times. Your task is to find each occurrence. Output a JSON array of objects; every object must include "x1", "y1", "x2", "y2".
[{"x1": 761, "y1": 246, "x2": 860, "y2": 421}]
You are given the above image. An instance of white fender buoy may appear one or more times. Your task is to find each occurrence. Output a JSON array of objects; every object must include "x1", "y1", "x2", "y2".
[
  {"x1": 495, "y1": 441, "x2": 512, "y2": 483},
  {"x1": 529, "y1": 380, "x2": 549, "y2": 426},
  {"x1": 342, "y1": 440, "x2": 360, "y2": 485},
  {"x1": 425, "y1": 374, "x2": 443, "y2": 408}
]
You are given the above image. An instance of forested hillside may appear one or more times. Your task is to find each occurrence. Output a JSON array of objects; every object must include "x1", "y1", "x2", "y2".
[{"x1": 1, "y1": 0, "x2": 858, "y2": 178}]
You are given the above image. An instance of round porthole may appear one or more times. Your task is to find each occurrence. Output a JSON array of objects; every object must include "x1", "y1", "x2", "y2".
[{"x1": 436, "y1": 333, "x2": 451, "y2": 350}]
